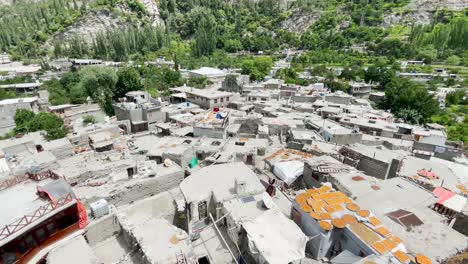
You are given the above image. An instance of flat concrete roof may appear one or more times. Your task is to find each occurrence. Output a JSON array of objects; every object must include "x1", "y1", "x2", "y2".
[
  {"x1": 180, "y1": 162, "x2": 265, "y2": 203},
  {"x1": 0, "y1": 179, "x2": 51, "y2": 228},
  {"x1": 131, "y1": 218, "x2": 195, "y2": 263},
  {"x1": 398, "y1": 156, "x2": 459, "y2": 191},
  {"x1": 0, "y1": 97, "x2": 38, "y2": 105},
  {"x1": 347, "y1": 144, "x2": 408, "y2": 163},
  {"x1": 47, "y1": 236, "x2": 100, "y2": 264},
  {"x1": 173, "y1": 86, "x2": 232, "y2": 99},
  {"x1": 355, "y1": 177, "x2": 468, "y2": 261}
]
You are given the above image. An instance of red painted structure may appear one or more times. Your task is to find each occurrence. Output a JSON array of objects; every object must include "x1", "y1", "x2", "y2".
[{"x1": 0, "y1": 172, "x2": 87, "y2": 264}]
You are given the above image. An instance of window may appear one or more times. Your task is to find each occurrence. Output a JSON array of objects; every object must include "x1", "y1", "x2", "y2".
[
  {"x1": 198, "y1": 201, "x2": 208, "y2": 219},
  {"x1": 46, "y1": 223, "x2": 57, "y2": 235},
  {"x1": 226, "y1": 97, "x2": 229, "y2": 101},
  {"x1": 36, "y1": 228, "x2": 47, "y2": 242},
  {"x1": 214, "y1": 99, "x2": 218, "y2": 104},
  {"x1": 220, "y1": 98, "x2": 224, "y2": 103}
]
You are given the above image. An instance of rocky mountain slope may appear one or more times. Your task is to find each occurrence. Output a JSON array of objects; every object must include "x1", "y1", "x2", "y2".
[
  {"x1": 45, "y1": 0, "x2": 163, "y2": 45},
  {"x1": 383, "y1": 0, "x2": 468, "y2": 26}
]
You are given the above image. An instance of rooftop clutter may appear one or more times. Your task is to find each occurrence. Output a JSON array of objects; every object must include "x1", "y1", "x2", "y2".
[{"x1": 294, "y1": 186, "x2": 432, "y2": 264}]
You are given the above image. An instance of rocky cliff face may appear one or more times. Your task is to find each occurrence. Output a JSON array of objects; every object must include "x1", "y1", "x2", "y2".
[
  {"x1": 383, "y1": 0, "x2": 468, "y2": 26},
  {"x1": 281, "y1": 9, "x2": 321, "y2": 34},
  {"x1": 46, "y1": 0, "x2": 163, "y2": 46},
  {"x1": 282, "y1": 0, "x2": 468, "y2": 33},
  {"x1": 140, "y1": 0, "x2": 163, "y2": 26},
  {"x1": 408, "y1": 0, "x2": 468, "y2": 11},
  {"x1": 50, "y1": 10, "x2": 127, "y2": 44}
]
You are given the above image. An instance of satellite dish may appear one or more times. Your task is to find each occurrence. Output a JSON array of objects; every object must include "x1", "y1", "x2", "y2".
[
  {"x1": 262, "y1": 192, "x2": 275, "y2": 209},
  {"x1": 164, "y1": 159, "x2": 173, "y2": 167}
]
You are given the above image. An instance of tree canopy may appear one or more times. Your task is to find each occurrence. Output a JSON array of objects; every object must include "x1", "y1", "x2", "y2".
[
  {"x1": 12, "y1": 110, "x2": 66, "y2": 140},
  {"x1": 379, "y1": 78, "x2": 440, "y2": 124}
]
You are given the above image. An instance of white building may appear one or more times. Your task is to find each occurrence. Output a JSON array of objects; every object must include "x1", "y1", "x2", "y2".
[{"x1": 189, "y1": 67, "x2": 226, "y2": 84}]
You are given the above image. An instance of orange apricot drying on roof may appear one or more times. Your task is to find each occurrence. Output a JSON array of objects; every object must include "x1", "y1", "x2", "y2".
[
  {"x1": 300, "y1": 204, "x2": 312, "y2": 213},
  {"x1": 309, "y1": 212, "x2": 321, "y2": 220},
  {"x1": 346, "y1": 202, "x2": 360, "y2": 212},
  {"x1": 332, "y1": 204, "x2": 344, "y2": 212},
  {"x1": 324, "y1": 205, "x2": 336, "y2": 213},
  {"x1": 295, "y1": 193, "x2": 309, "y2": 203},
  {"x1": 375, "y1": 226, "x2": 391, "y2": 237},
  {"x1": 357, "y1": 210, "x2": 370, "y2": 218},
  {"x1": 368, "y1": 216, "x2": 382, "y2": 226},
  {"x1": 332, "y1": 218, "x2": 346, "y2": 228},
  {"x1": 319, "y1": 221, "x2": 332, "y2": 231},
  {"x1": 342, "y1": 214, "x2": 358, "y2": 224},
  {"x1": 320, "y1": 213, "x2": 332, "y2": 220},
  {"x1": 415, "y1": 254, "x2": 432, "y2": 264},
  {"x1": 393, "y1": 250, "x2": 410, "y2": 263},
  {"x1": 371, "y1": 241, "x2": 390, "y2": 254}
]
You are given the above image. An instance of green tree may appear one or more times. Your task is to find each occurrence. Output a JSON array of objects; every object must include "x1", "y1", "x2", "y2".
[
  {"x1": 364, "y1": 61, "x2": 396, "y2": 87},
  {"x1": 379, "y1": 78, "x2": 439, "y2": 123},
  {"x1": 79, "y1": 66, "x2": 117, "y2": 115},
  {"x1": 12, "y1": 110, "x2": 66, "y2": 140},
  {"x1": 45, "y1": 78, "x2": 69, "y2": 105},
  {"x1": 241, "y1": 56, "x2": 272, "y2": 81},
  {"x1": 115, "y1": 67, "x2": 144, "y2": 99},
  {"x1": 0, "y1": 89, "x2": 16, "y2": 100},
  {"x1": 445, "y1": 55, "x2": 461, "y2": 66},
  {"x1": 188, "y1": 76, "x2": 211, "y2": 89},
  {"x1": 14, "y1": 109, "x2": 35, "y2": 130},
  {"x1": 447, "y1": 118, "x2": 468, "y2": 143},
  {"x1": 446, "y1": 89, "x2": 467, "y2": 106},
  {"x1": 193, "y1": 15, "x2": 217, "y2": 57}
]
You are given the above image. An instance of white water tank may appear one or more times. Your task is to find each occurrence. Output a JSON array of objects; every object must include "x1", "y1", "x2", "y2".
[{"x1": 90, "y1": 199, "x2": 109, "y2": 219}]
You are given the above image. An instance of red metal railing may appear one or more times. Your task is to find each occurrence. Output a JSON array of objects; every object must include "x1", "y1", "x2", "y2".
[
  {"x1": 0, "y1": 193, "x2": 74, "y2": 241},
  {"x1": 0, "y1": 170, "x2": 60, "y2": 191},
  {"x1": 27, "y1": 170, "x2": 60, "y2": 181}
]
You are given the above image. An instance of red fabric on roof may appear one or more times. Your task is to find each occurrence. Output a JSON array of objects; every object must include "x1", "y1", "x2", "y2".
[
  {"x1": 77, "y1": 200, "x2": 89, "y2": 228},
  {"x1": 418, "y1": 169, "x2": 438, "y2": 180},
  {"x1": 432, "y1": 187, "x2": 454, "y2": 204}
]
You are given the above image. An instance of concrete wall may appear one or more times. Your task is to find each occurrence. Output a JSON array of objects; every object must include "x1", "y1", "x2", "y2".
[
  {"x1": 413, "y1": 141, "x2": 463, "y2": 161},
  {"x1": 287, "y1": 141, "x2": 305, "y2": 150},
  {"x1": 357, "y1": 157, "x2": 388, "y2": 180},
  {"x1": 106, "y1": 170, "x2": 184, "y2": 207},
  {"x1": 292, "y1": 203, "x2": 333, "y2": 259},
  {"x1": 266, "y1": 124, "x2": 290, "y2": 136},
  {"x1": 188, "y1": 96, "x2": 231, "y2": 109},
  {"x1": 193, "y1": 126, "x2": 226, "y2": 139},
  {"x1": 145, "y1": 109, "x2": 165, "y2": 124},
  {"x1": 85, "y1": 214, "x2": 121, "y2": 247},
  {"x1": 453, "y1": 213, "x2": 468, "y2": 237},
  {"x1": 0, "y1": 101, "x2": 38, "y2": 116},
  {"x1": 162, "y1": 147, "x2": 194, "y2": 170},
  {"x1": 292, "y1": 95, "x2": 319, "y2": 103},
  {"x1": 324, "y1": 132, "x2": 362, "y2": 145},
  {"x1": 341, "y1": 227, "x2": 375, "y2": 257},
  {"x1": 2, "y1": 142, "x2": 35, "y2": 155},
  {"x1": 419, "y1": 135, "x2": 446, "y2": 146},
  {"x1": 325, "y1": 96, "x2": 353, "y2": 105},
  {"x1": 386, "y1": 159, "x2": 400, "y2": 180}
]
